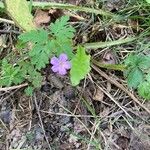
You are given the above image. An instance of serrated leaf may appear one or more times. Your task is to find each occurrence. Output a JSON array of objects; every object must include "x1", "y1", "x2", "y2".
[
  {"x1": 0, "y1": 59, "x2": 24, "y2": 86},
  {"x1": 25, "y1": 86, "x2": 34, "y2": 96},
  {"x1": 127, "y1": 67, "x2": 143, "y2": 89},
  {"x1": 70, "y1": 46, "x2": 91, "y2": 86},
  {"x1": 125, "y1": 54, "x2": 150, "y2": 70},
  {"x1": 138, "y1": 82, "x2": 150, "y2": 100},
  {"x1": 53, "y1": 39, "x2": 74, "y2": 58},
  {"x1": 19, "y1": 29, "x2": 48, "y2": 44},
  {"x1": 5, "y1": 0, "x2": 36, "y2": 31},
  {"x1": 50, "y1": 16, "x2": 75, "y2": 40},
  {"x1": 124, "y1": 54, "x2": 139, "y2": 68},
  {"x1": 49, "y1": 16, "x2": 75, "y2": 59},
  {"x1": 29, "y1": 41, "x2": 52, "y2": 70},
  {"x1": 138, "y1": 56, "x2": 150, "y2": 70},
  {"x1": 125, "y1": 54, "x2": 143, "y2": 68},
  {"x1": 146, "y1": 72, "x2": 150, "y2": 82}
]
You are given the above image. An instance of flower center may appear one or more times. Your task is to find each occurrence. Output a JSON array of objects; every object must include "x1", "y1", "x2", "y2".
[{"x1": 59, "y1": 61, "x2": 64, "y2": 67}]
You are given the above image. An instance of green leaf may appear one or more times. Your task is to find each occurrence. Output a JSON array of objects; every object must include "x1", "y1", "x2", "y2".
[
  {"x1": 125, "y1": 54, "x2": 150, "y2": 70},
  {"x1": 29, "y1": 41, "x2": 52, "y2": 70},
  {"x1": 50, "y1": 16, "x2": 75, "y2": 59},
  {"x1": 25, "y1": 86, "x2": 34, "y2": 96},
  {"x1": 30, "y1": 71, "x2": 43, "y2": 88},
  {"x1": 138, "y1": 56, "x2": 150, "y2": 70},
  {"x1": 138, "y1": 82, "x2": 150, "y2": 100},
  {"x1": 19, "y1": 29, "x2": 52, "y2": 70},
  {"x1": 19, "y1": 29, "x2": 48, "y2": 44},
  {"x1": 20, "y1": 61, "x2": 43, "y2": 88},
  {"x1": 70, "y1": 46, "x2": 91, "y2": 86},
  {"x1": 127, "y1": 67, "x2": 143, "y2": 89},
  {"x1": 146, "y1": 0, "x2": 150, "y2": 3},
  {"x1": 53, "y1": 39, "x2": 74, "y2": 58},
  {"x1": 0, "y1": 59, "x2": 24, "y2": 86},
  {"x1": 50, "y1": 16, "x2": 75, "y2": 40},
  {"x1": 146, "y1": 72, "x2": 150, "y2": 82},
  {"x1": 124, "y1": 54, "x2": 143, "y2": 68},
  {"x1": 5, "y1": 0, "x2": 36, "y2": 31}
]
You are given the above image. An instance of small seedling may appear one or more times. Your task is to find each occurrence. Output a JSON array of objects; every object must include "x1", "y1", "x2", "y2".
[{"x1": 124, "y1": 54, "x2": 150, "y2": 100}]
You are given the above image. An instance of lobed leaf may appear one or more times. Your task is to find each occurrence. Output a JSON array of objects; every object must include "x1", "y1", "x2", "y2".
[
  {"x1": 70, "y1": 46, "x2": 91, "y2": 86},
  {"x1": 29, "y1": 41, "x2": 53, "y2": 70},
  {"x1": 138, "y1": 81, "x2": 150, "y2": 100},
  {"x1": 49, "y1": 16, "x2": 75, "y2": 58},
  {"x1": 0, "y1": 59, "x2": 24, "y2": 86},
  {"x1": 19, "y1": 29, "x2": 48, "y2": 44},
  {"x1": 127, "y1": 67, "x2": 143, "y2": 89},
  {"x1": 50, "y1": 16, "x2": 75, "y2": 40}
]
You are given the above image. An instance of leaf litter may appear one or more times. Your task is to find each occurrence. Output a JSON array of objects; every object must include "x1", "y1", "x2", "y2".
[{"x1": 0, "y1": 0, "x2": 150, "y2": 150}]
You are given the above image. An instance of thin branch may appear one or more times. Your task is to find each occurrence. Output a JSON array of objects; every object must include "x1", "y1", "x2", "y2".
[
  {"x1": 33, "y1": 93, "x2": 52, "y2": 150},
  {"x1": 91, "y1": 64, "x2": 150, "y2": 114},
  {"x1": 0, "y1": 18, "x2": 14, "y2": 24},
  {"x1": 0, "y1": 83, "x2": 28, "y2": 92}
]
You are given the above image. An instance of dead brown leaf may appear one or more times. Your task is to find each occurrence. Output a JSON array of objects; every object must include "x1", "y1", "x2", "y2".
[
  {"x1": 93, "y1": 87, "x2": 104, "y2": 102},
  {"x1": 33, "y1": 9, "x2": 51, "y2": 28}
]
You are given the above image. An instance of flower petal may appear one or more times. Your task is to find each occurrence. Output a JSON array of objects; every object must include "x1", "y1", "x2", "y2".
[
  {"x1": 63, "y1": 61, "x2": 71, "y2": 69},
  {"x1": 51, "y1": 65, "x2": 59, "y2": 73},
  {"x1": 50, "y1": 57, "x2": 59, "y2": 65},
  {"x1": 58, "y1": 67, "x2": 67, "y2": 75},
  {"x1": 59, "y1": 53, "x2": 68, "y2": 61}
]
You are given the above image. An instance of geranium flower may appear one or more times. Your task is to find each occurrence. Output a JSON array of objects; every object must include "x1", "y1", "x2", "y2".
[{"x1": 50, "y1": 53, "x2": 71, "y2": 75}]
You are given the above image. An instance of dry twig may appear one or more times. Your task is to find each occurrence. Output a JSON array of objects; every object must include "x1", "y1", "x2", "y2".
[
  {"x1": 33, "y1": 93, "x2": 52, "y2": 150},
  {"x1": 0, "y1": 83, "x2": 28, "y2": 92},
  {"x1": 91, "y1": 64, "x2": 150, "y2": 114}
]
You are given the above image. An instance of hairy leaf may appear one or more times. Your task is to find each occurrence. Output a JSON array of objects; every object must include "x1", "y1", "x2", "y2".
[
  {"x1": 138, "y1": 82, "x2": 150, "y2": 100},
  {"x1": 138, "y1": 55, "x2": 150, "y2": 70},
  {"x1": 5, "y1": 0, "x2": 36, "y2": 31},
  {"x1": 127, "y1": 67, "x2": 143, "y2": 89},
  {"x1": 70, "y1": 46, "x2": 91, "y2": 86}
]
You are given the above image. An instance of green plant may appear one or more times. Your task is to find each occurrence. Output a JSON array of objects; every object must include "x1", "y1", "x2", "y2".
[
  {"x1": 70, "y1": 46, "x2": 91, "y2": 86},
  {"x1": 146, "y1": 0, "x2": 150, "y2": 3},
  {"x1": 124, "y1": 54, "x2": 150, "y2": 100},
  {"x1": 0, "y1": 16, "x2": 91, "y2": 95}
]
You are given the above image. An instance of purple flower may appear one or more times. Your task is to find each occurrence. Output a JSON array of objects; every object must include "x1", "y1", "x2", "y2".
[{"x1": 50, "y1": 53, "x2": 71, "y2": 75}]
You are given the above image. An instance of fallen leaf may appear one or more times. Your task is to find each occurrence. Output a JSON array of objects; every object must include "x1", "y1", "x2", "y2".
[
  {"x1": 34, "y1": 9, "x2": 51, "y2": 27},
  {"x1": 93, "y1": 87, "x2": 104, "y2": 101},
  {"x1": 5, "y1": 0, "x2": 36, "y2": 31},
  {"x1": 116, "y1": 136, "x2": 130, "y2": 150}
]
